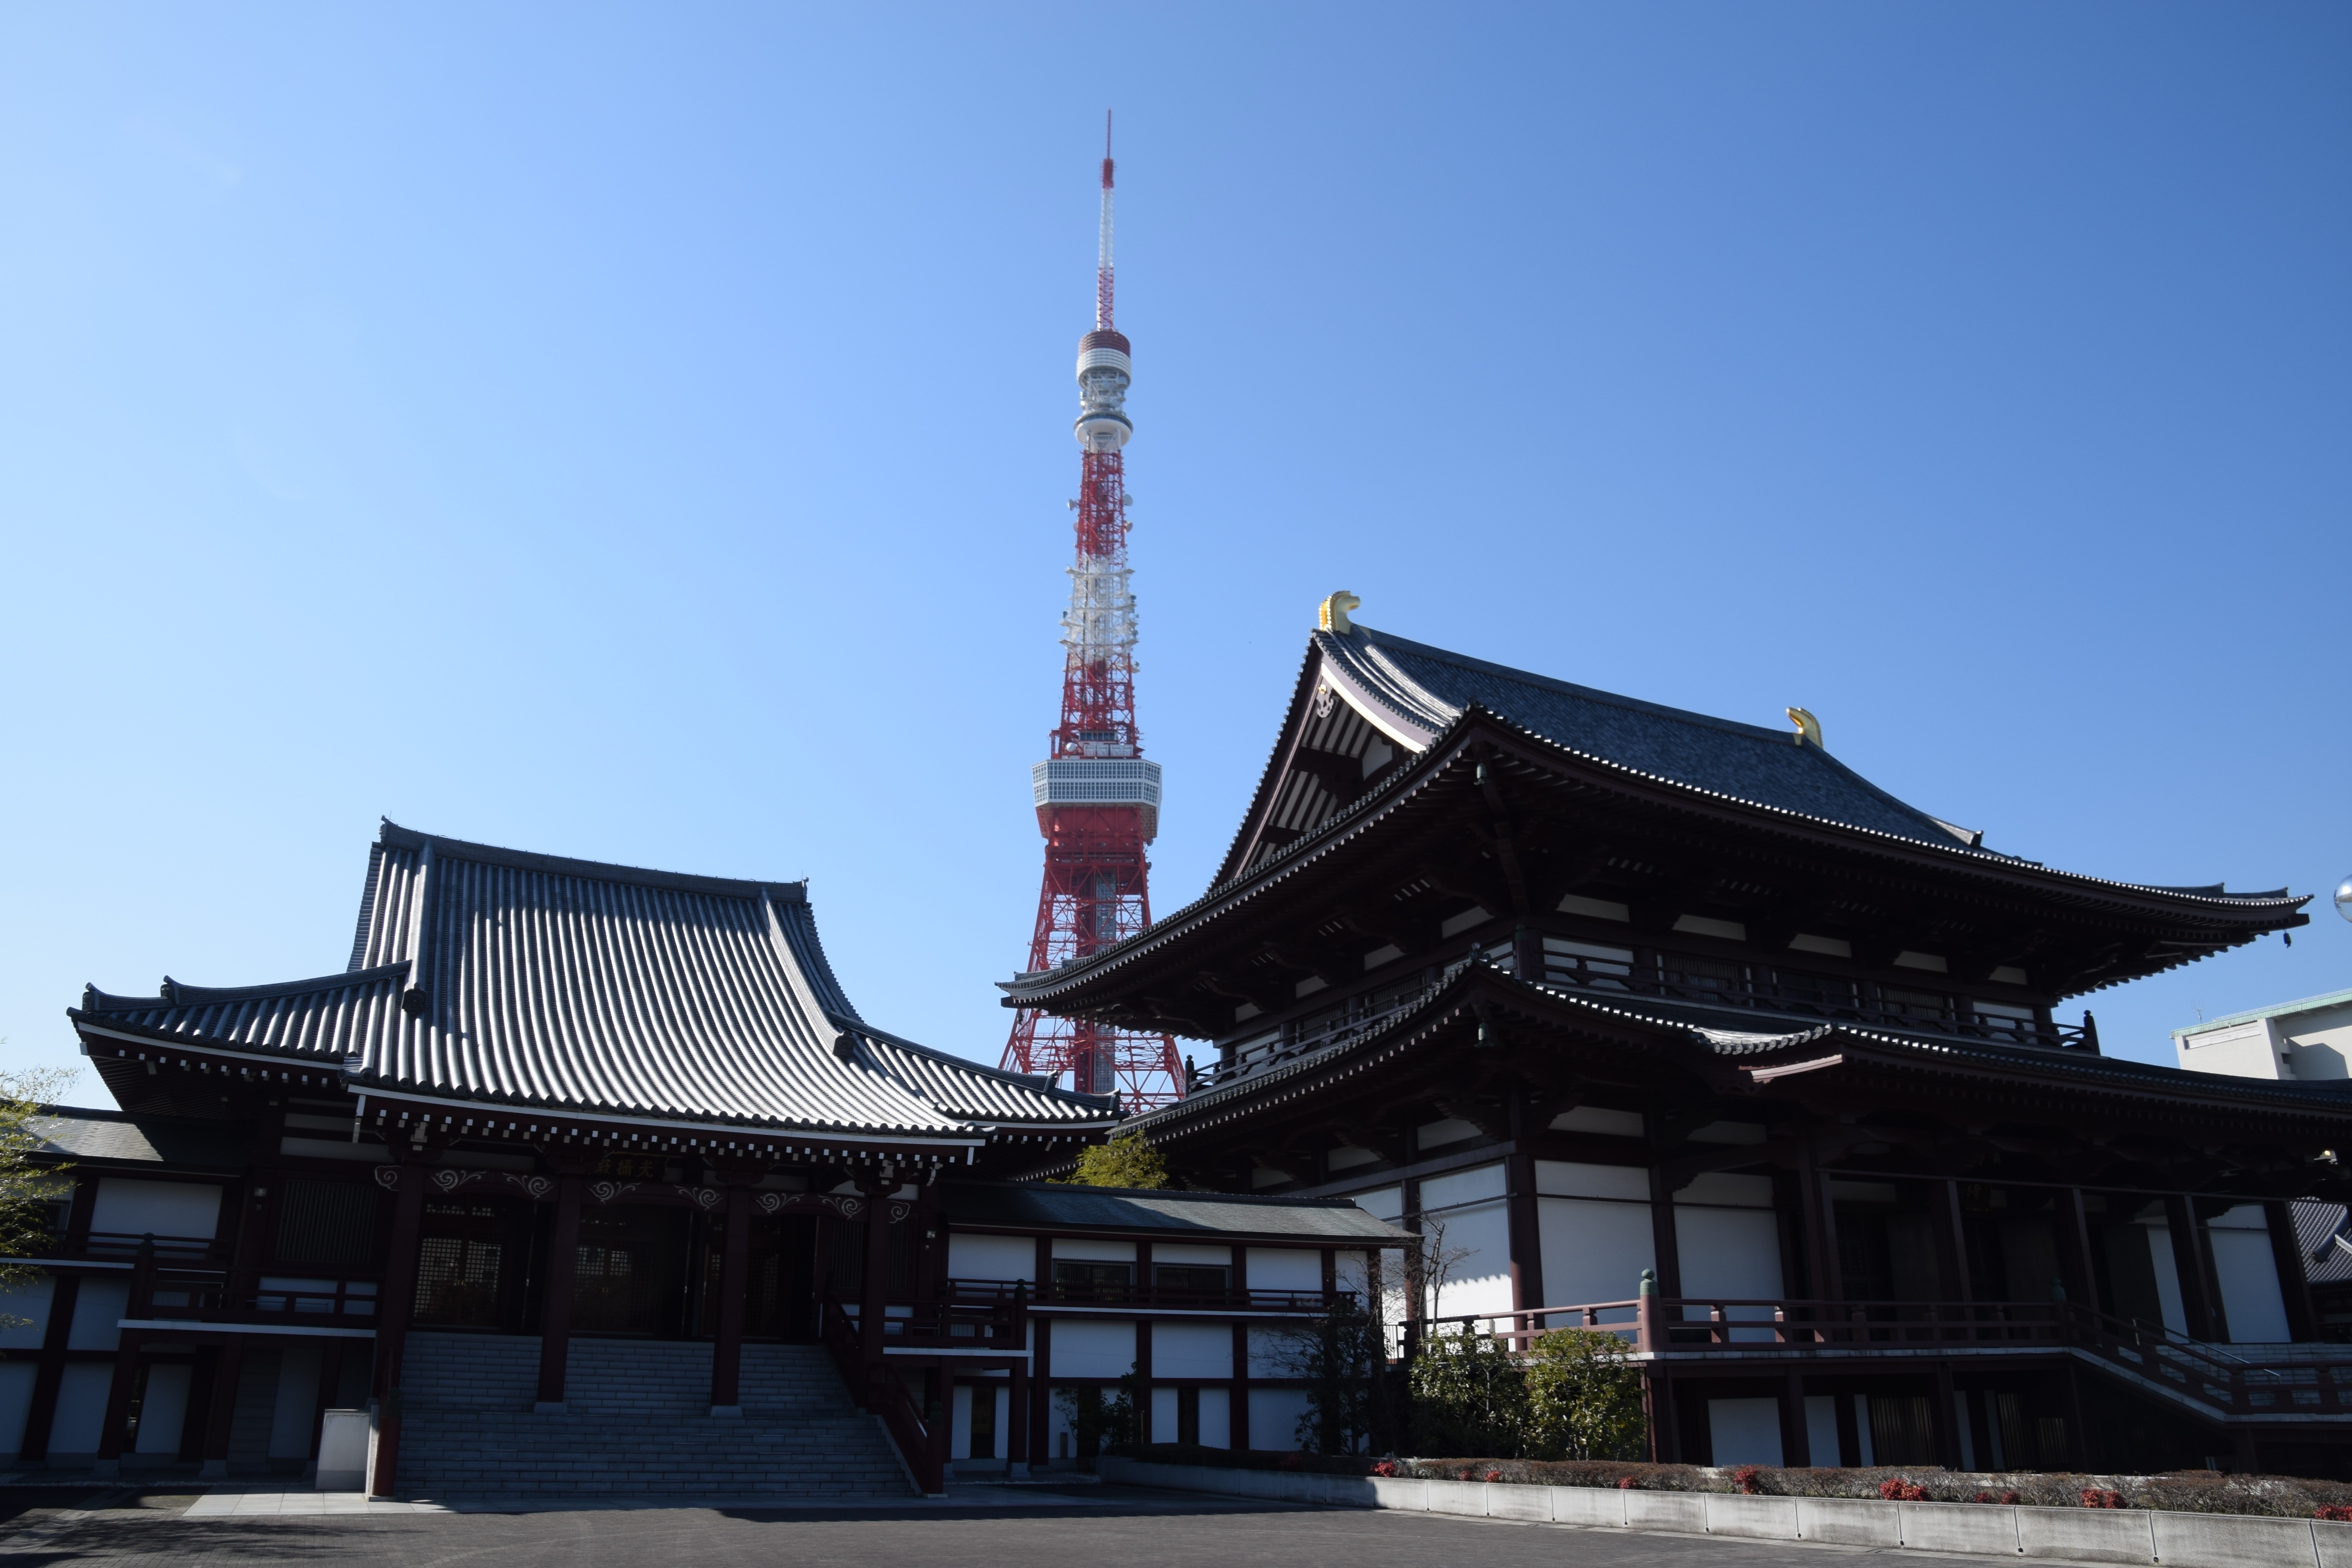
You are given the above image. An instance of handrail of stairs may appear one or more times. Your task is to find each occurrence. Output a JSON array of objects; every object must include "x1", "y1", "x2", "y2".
[{"x1": 821, "y1": 1294, "x2": 942, "y2": 1495}]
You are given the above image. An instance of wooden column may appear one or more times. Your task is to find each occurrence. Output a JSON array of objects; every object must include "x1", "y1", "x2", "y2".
[
  {"x1": 860, "y1": 1181, "x2": 893, "y2": 1367},
  {"x1": 1644, "y1": 1367, "x2": 1680, "y2": 1463},
  {"x1": 534, "y1": 1174, "x2": 586, "y2": 1411},
  {"x1": 197, "y1": 1341, "x2": 245, "y2": 1478},
  {"x1": 1796, "y1": 1143, "x2": 1841, "y2": 1301},
  {"x1": 1007, "y1": 1296, "x2": 1032, "y2": 1477},
  {"x1": 709, "y1": 1181, "x2": 754, "y2": 1415},
  {"x1": 367, "y1": 1159, "x2": 432, "y2": 1497},
  {"x1": 2054, "y1": 1187, "x2": 2098, "y2": 1312},
  {"x1": 1506, "y1": 1149, "x2": 1543, "y2": 1314},
  {"x1": 1779, "y1": 1368, "x2": 1811, "y2": 1467},
  {"x1": 19, "y1": 1274, "x2": 81, "y2": 1464},
  {"x1": 2265, "y1": 1200, "x2": 2319, "y2": 1342},
  {"x1": 1932, "y1": 1361, "x2": 1964, "y2": 1469},
  {"x1": 93, "y1": 1240, "x2": 158, "y2": 1476},
  {"x1": 1231, "y1": 1319, "x2": 1251, "y2": 1454},
  {"x1": 1935, "y1": 1181, "x2": 1973, "y2": 1303},
  {"x1": 2164, "y1": 1194, "x2": 2220, "y2": 1341},
  {"x1": 1647, "y1": 1165, "x2": 1683, "y2": 1297}
]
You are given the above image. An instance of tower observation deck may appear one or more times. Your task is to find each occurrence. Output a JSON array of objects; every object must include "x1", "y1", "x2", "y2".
[{"x1": 1001, "y1": 122, "x2": 1185, "y2": 1109}]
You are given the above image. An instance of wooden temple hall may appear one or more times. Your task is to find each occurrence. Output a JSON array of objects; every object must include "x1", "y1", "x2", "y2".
[
  {"x1": 1003, "y1": 604, "x2": 2352, "y2": 1479},
  {"x1": 4, "y1": 824, "x2": 1403, "y2": 1494}
]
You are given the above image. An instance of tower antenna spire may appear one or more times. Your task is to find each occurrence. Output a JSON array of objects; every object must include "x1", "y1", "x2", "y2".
[
  {"x1": 1096, "y1": 110, "x2": 1115, "y2": 331},
  {"x1": 1002, "y1": 122, "x2": 1184, "y2": 1110}
]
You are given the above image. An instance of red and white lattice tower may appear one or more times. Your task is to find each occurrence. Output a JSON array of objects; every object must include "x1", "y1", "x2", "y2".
[{"x1": 1001, "y1": 118, "x2": 1185, "y2": 1109}]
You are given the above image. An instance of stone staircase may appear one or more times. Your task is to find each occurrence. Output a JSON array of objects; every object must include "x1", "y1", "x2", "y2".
[{"x1": 394, "y1": 1333, "x2": 916, "y2": 1497}]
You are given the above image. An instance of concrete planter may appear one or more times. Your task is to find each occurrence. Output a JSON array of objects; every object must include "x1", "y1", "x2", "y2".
[{"x1": 1099, "y1": 1457, "x2": 2352, "y2": 1567}]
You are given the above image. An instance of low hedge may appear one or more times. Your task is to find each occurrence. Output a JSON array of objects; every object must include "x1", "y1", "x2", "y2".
[{"x1": 1118, "y1": 1445, "x2": 2352, "y2": 1518}]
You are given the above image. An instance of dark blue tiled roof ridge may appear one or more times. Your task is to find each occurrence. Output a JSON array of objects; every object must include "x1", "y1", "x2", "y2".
[{"x1": 74, "y1": 822, "x2": 1117, "y2": 1139}]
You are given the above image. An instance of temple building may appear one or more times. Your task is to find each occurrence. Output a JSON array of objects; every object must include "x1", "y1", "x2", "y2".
[
  {"x1": 1003, "y1": 605, "x2": 2352, "y2": 1477},
  {"x1": 2, "y1": 823, "x2": 1401, "y2": 1492}
]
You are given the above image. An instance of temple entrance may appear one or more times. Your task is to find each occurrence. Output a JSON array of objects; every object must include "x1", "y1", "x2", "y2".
[
  {"x1": 699, "y1": 1213, "x2": 820, "y2": 1341},
  {"x1": 573, "y1": 1202, "x2": 692, "y2": 1336},
  {"x1": 413, "y1": 1195, "x2": 535, "y2": 1330}
]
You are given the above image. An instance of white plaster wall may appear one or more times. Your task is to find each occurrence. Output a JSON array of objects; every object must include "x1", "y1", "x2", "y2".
[
  {"x1": 2210, "y1": 1206, "x2": 2292, "y2": 1343},
  {"x1": 90, "y1": 1179, "x2": 220, "y2": 1241},
  {"x1": 2143, "y1": 1223, "x2": 2190, "y2": 1334},
  {"x1": 46, "y1": 1362, "x2": 113, "y2": 1454},
  {"x1": 1420, "y1": 1163, "x2": 1506, "y2": 1209},
  {"x1": 271, "y1": 1343, "x2": 321, "y2": 1458},
  {"x1": 1424, "y1": 1199, "x2": 1512, "y2": 1318},
  {"x1": 1708, "y1": 1396, "x2": 1783, "y2": 1466},
  {"x1": 1051, "y1": 1237, "x2": 1136, "y2": 1262},
  {"x1": 1049, "y1": 1318, "x2": 1136, "y2": 1377},
  {"x1": 1676, "y1": 1205, "x2": 1786, "y2": 1340},
  {"x1": 1149, "y1": 1385, "x2": 1178, "y2": 1443},
  {"x1": 68, "y1": 1280, "x2": 129, "y2": 1351},
  {"x1": 1153, "y1": 1243, "x2": 1232, "y2": 1267},
  {"x1": 1247, "y1": 1323, "x2": 1301, "y2": 1377},
  {"x1": 1244, "y1": 1249, "x2": 1321, "y2": 1292},
  {"x1": 951, "y1": 1383, "x2": 1009, "y2": 1459},
  {"x1": 947, "y1": 1234, "x2": 1036, "y2": 1282},
  {"x1": 0, "y1": 1362, "x2": 35, "y2": 1455},
  {"x1": 1247, "y1": 1387, "x2": 1311, "y2": 1452},
  {"x1": 1536, "y1": 1197, "x2": 1653, "y2": 1311},
  {"x1": 1536, "y1": 1161, "x2": 1649, "y2": 1201},
  {"x1": 0, "y1": 1278, "x2": 54, "y2": 1349},
  {"x1": 1806, "y1": 1395, "x2": 1840, "y2": 1464},
  {"x1": 1153, "y1": 1321, "x2": 1233, "y2": 1379},
  {"x1": 132, "y1": 1363, "x2": 190, "y2": 1454},
  {"x1": 1197, "y1": 1386, "x2": 1231, "y2": 1448}
]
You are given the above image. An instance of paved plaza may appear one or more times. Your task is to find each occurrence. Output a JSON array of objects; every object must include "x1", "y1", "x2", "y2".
[{"x1": 0, "y1": 1481, "x2": 2027, "y2": 1567}]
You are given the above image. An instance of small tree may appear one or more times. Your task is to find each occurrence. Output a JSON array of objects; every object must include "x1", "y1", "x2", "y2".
[
  {"x1": 0, "y1": 1069, "x2": 73, "y2": 1328},
  {"x1": 1521, "y1": 1327, "x2": 1646, "y2": 1460},
  {"x1": 1407, "y1": 1326, "x2": 1525, "y2": 1457},
  {"x1": 1280, "y1": 1292, "x2": 1403, "y2": 1455},
  {"x1": 1067, "y1": 1133, "x2": 1169, "y2": 1190},
  {"x1": 1052, "y1": 1361, "x2": 1140, "y2": 1470}
]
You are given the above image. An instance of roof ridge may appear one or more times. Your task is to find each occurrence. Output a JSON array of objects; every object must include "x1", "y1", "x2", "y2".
[
  {"x1": 377, "y1": 819, "x2": 808, "y2": 903},
  {"x1": 81, "y1": 962, "x2": 409, "y2": 1013}
]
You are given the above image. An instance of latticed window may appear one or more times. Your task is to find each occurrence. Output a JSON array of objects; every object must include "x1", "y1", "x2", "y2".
[
  {"x1": 414, "y1": 1233, "x2": 502, "y2": 1326},
  {"x1": 1659, "y1": 953, "x2": 1747, "y2": 1005},
  {"x1": 276, "y1": 1180, "x2": 380, "y2": 1267}
]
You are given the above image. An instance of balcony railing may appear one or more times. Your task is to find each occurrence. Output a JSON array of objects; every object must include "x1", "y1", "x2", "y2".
[
  {"x1": 942, "y1": 1279, "x2": 1340, "y2": 1314},
  {"x1": 1408, "y1": 1297, "x2": 2352, "y2": 1421}
]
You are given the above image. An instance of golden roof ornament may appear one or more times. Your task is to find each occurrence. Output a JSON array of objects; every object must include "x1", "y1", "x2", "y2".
[
  {"x1": 1786, "y1": 706, "x2": 1822, "y2": 748},
  {"x1": 1318, "y1": 591, "x2": 1360, "y2": 634}
]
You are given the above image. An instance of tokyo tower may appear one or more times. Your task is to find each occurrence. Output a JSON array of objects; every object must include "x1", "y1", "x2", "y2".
[{"x1": 1001, "y1": 118, "x2": 1185, "y2": 1110}]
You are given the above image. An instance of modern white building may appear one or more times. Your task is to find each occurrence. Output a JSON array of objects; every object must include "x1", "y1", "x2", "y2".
[{"x1": 2175, "y1": 988, "x2": 2352, "y2": 1082}]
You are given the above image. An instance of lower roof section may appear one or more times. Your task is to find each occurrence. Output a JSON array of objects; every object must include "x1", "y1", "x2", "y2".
[{"x1": 942, "y1": 1180, "x2": 1408, "y2": 1243}]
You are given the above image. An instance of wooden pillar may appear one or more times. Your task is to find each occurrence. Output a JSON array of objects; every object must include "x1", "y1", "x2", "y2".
[
  {"x1": 709, "y1": 1182, "x2": 753, "y2": 1415},
  {"x1": 1007, "y1": 1323, "x2": 1031, "y2": 1476},
  {"x1": 19, "y1": 1274, "x2": 81, "y2": 1464},
  {"x1": 2054, "y1": 1187, "x2": 2098, "y2": 1314},
  {"x1": 310, "y1": 1339, "x2": 345, "y2": 1463},
  {"x1": 2164, "y1": 1195, "x2": 2220, "y2": 1341},
  {"x1": 1797, "y1": 1143, "x2": 1841, "y2": 1301},
  {"x1": 367, "y1": 1160, "x2": 431, "y2": 1497},
  {"x1": 1779, "y1": 1368, "x2": 1811, "y2": 1467},
  {"x1": 534, "y1": 1174, "x2": 586, "y2": 1411},
  {"x1": 197, "y1": 1341, "x2": 245, "y2": 1477},
  {"x1": 1934, "y1": 1181, "x2": 1973, "y2": 1303},
  {"x1": 2264, "y1": 1200, "x2": 2319, "y2": 1343},
  {"x1": 1031, "y1": 1316, "x2": 1053, "y2": 1465},
  {"x1": 1932, "y1": 1361, "x2": 1964, "y2": 1469},
  {"x1": 2061, "y1": 1361, "x2": 2094, "y2": 1470},
  {"x1": 1647, "y1": 1165, "x2": 1683, "y2": 1297},
  {"x1": 1833, "y1": 1383, "x2": 1862, "y2": 1466},
  {"x1": 860, "y1": 1181, "x2": 893, "y2": 1365},
  {"x1": 91, "y1": 1330, "x2": 143, "y2": 1475},
  {"x1": 1644, "y1": 1368, "x2": 1680, "y2": 1463},
  {"x1": 1231, "y1": 1319, "x2": 1251, "y2": 1454},
  {"x1": 1506, "y1": 1149, "x2": 1543, "y2": 1314}
]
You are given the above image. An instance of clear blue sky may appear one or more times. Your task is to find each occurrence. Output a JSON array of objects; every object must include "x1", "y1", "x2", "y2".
[{"x1": 3, "y1": 4, "x2": 2346, "y2": 1096}]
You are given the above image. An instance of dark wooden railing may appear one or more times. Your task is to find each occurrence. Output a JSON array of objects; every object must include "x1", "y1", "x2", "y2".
[
  {"x1": 941, "y1": 1278, "x2": 1339, "y2": 1314},
  {"x1": 820, "y1": 1296, "x2": 944, "y2": 1495},
  {"x1": 1408, "y1": 1296, "x2": 2352, "y2": 1421}
]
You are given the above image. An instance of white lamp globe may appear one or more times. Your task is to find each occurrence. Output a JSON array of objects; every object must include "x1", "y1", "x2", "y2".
[{"x1": 2337, "y1": 873, "x2": 2352, "y2": 925}]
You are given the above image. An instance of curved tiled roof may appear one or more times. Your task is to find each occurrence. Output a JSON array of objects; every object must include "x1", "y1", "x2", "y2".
[
  {"x1": 76, "y1": 822, "x2": 1114, "y2": 1140},
  {"x1": 1323, "y1": 624, "x2": 1978, "y2": 848}
]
